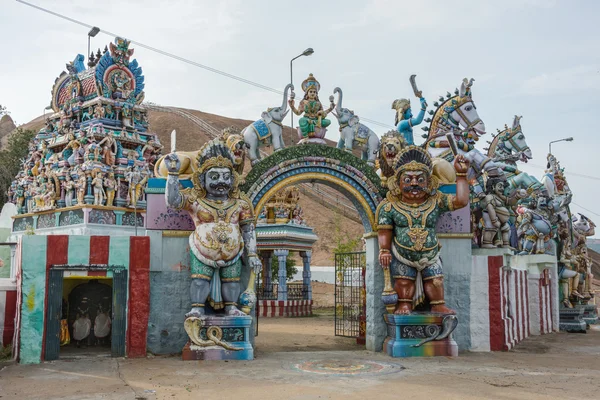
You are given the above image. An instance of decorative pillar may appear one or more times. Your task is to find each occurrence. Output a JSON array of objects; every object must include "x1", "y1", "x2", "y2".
[
  {"x1": 262, "y1": 251, "x2": 273, "y2": 297},
  {"x1": 84, "y1": 176, "x2": 94, "y2": 205},
  {"x1": 274, "y1": 249, "x2": 289, "y2": 301},
  {"x1": 299, "y1": 251, "x2": 312, "y2": 300},
  {"x1": 364, "y1": 232, "x2": 386, "y2": 352}
]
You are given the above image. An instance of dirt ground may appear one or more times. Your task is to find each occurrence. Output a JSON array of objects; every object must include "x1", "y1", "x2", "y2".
[{"x1": 1, "y1": 313, "x2": 599, "y2": 400}]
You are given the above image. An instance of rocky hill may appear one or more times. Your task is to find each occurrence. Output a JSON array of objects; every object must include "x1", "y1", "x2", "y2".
[
  {"x1": 0, "y1": 115, "x2": 17, "y2": 145},
  {"x1": 11, "y1": 107, "x2": 364, "y2": 266}
]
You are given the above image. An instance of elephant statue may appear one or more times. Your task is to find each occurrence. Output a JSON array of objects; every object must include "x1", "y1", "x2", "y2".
[
  {"x1": 242, "y1": 84, "x2": 293, "y2": 165},
  {"x1": 332, "y1": 87, "x2": 380, "y2": 166}
]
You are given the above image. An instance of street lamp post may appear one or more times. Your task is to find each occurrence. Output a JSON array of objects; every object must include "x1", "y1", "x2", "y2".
[
  {"x1": 289, "y1": 48, "x2": 314, "y2": 142},
  {"x1": 549, "y1": 137, "x2": 574, "y2": 154},
  {"x1": 88, "y1": 27, "x2": 100, "y2": 64}
]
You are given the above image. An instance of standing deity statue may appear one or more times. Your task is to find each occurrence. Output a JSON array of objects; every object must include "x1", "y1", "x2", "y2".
[
  {"x1": 76, "y1": 175, "x2": 87, "y2": 205},
  {"x1": 64, "y1": 175, "x2": 76, "y2": 207},
  {"x1": 104, "y1": 172, "x2": 117, "y2": 207},
  {"x1": 516, "y1": 194, "x2": 555, "y2": 255},
  {"x1": 91, "y1": 171, "x2": 106, "y2": 206},
  {"x1": 164, "y1": 138, "x2": 261, "y2": 317},
  {"x1": 289, "y1": 74, "x2": 335, "y2": 139},
  {"x1": 377, "y1": 146, "x2": 470, "y2": 314},
  {"x1": 391, "y1": 78, "x2": 428, "y2": 146},
  {"x1": 125, "y1": 165, "x2": 147, "y2": 207}
]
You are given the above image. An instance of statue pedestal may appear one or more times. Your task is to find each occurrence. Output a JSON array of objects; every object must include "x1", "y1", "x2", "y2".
[
  {"x1": 383, "y1": 313, "x2": 458, "y2": 357},
  {"x1": 559, "y1": 307, "x2": 586, "y2": 333},
  {"x1": 579, "y1": 304, "x2": 598, "y2": 327},
  {"x1": 182, "y1": 315, "x2": 254, "y2": 361},
  {"x1": 297, "y1": 127, "x2": 327, "y2": 145}
]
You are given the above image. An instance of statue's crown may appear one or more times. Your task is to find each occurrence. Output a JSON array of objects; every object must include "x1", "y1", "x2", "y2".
[
  {"x1": 196, "y1": 138, "x2": 234, "y2": 174},
  {"x1": 393, "y1": 145, "x2": 433, "y2": 175},
  {"x1": 301, "y1": 73, "x2": 321, "y2": 92}
]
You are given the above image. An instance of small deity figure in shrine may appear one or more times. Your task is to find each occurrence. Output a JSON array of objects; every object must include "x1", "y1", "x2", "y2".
[
  {"x1": 291, "y1": 205, "x2": 305, "y2": 225},
  {"x1": 104, "y1": 172, "x2": 118, "y2": 207},
  {"x1": 64, "y1": 174, "x2": 76, "y2": 207},
  {"x1": 289, "y1": 73, "x2": 335, "y2": 138},
  {"x1": 376, "y1": 146, "x2": 470, "y2": 314},
  {"x1": 91, "y1": 170, "x2": 106, "y2": 206},
  {"x1": 76, "y1": 174, "x2": 87, "y2": 205},
  {"x1": 164, "y1": 138, "x2": 261, "y2": 317},
  {"x1": 391, "y1": 96, "x2": 427, "y2": 146},
  {"x1": 93, "y1": 102, "x2": 105, "y2": 119},
  {"x1": 125, "y1": 165, "x2": 147, "y2": 207}
]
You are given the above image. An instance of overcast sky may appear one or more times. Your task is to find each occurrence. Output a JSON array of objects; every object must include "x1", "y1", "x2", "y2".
[{"x1": 2, "y1": 0, "x2": 600, "y2": 228}]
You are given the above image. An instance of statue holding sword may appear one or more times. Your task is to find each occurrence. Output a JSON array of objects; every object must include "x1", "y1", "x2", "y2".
[{"x1": 391, "y1": 75, "x2": 428, "y2": 145}]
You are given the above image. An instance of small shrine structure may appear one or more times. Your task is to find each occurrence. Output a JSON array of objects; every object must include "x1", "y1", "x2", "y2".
[{"x1": 255, "y1": 186, "x2": 318, "y2": 317}]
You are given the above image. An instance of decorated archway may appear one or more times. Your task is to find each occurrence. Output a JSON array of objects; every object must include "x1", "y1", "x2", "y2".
[
  {"x1": 240, "y1": 144, "x2": 386, "y2": 232},
  {"x1": 240, "y1": 144, "x2": 389, "y2": 351}
]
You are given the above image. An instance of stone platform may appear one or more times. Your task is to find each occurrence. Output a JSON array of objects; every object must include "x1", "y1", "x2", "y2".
[
  {"x1": 182, "y1": 315, "x2": 254, "y2": 361},
  {"x1": 580, "y1": 304, "x2": 598, "y2": 327},
  {"x1": 383, "y1": 313, "x2": 458, "y2": 357},
  {"x1": 559, "y1": 307, "x2": 586, "y2": 333}
]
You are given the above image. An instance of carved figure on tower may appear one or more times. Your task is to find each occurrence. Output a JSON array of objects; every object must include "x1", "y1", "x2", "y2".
[
  {"x1": 164, "y1": 138, "x2": 261, "y2": 317},
  {"x1": 377, "y1": 146, "x2": 470, "y2": 315},
  {"x1": 289, "y1": 74, "x2": 335, "y2": 140}
]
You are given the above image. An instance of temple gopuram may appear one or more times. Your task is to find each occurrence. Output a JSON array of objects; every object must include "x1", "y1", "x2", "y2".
[{"x1": 7, "y1": 37, "x2": 162, "y2": 234}]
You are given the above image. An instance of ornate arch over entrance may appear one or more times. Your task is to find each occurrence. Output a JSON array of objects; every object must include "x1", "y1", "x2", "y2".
[{"x1": 240, "y1": 144, "x2": 386, "y2": 232}]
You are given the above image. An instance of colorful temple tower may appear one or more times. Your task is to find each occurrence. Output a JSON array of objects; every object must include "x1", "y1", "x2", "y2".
[{"x1": 8, "y1": 37, "x2": 162, "y2": 235}]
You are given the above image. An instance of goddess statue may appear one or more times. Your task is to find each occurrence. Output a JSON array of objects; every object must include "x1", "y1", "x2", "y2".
[
  {"x1": 377, "y1": 146, "x2": 470, "y2": 314},
  {"x1": 104, "y1": 172, "x2": 118, "y2": 207},
  {"x1": 289, "y1": 73, "x2": 334, "y2": 139},
  {"x1": 164, "y1": 138, "x2": 261, "y2": 317},
  {"x1": 76, "y1": 175, "x2": 87, "y2": 205}
]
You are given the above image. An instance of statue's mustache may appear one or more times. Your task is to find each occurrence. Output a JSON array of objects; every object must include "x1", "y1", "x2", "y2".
[{"x1": 403, "y1": 185, "x2": 425, "y2": 193}]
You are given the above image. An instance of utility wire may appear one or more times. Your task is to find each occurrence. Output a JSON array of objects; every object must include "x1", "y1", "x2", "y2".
[
  {"x1": 16, "y1": 0, "x2": 396, "y2": 130},
  {"x1": 527, "y1": 163, "x2": 600, "y2": 181},
  {"x1": 571, "y1": 202, "x2": 600, "y2": 218}
]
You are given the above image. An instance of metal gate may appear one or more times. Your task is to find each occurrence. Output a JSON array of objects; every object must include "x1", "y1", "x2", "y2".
[
  {"x1": 44, "y1": 265, "x2": 127, "y2": 360},
  {"x1": 334, "y1": 252, "x2": 366, "y2": 338}
]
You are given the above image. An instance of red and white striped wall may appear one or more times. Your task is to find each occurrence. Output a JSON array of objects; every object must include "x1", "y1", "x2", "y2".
[
  {"x1": 0, "y1": 288, "x2": 17, "y2": 348},
  {"x1": 470, "y1": 253, "x2": 557, "y2": 352},
  {"x1": 257, "y1": 300, "x2": 312, "y2": 317}
]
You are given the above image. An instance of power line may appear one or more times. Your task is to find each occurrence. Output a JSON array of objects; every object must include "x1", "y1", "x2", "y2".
[
  {"x1": 17, "y1": 0, "x2": 396, "y2": 130},
  {"x1": 571, "y1": 202, "x2": 600, "y2": 218},
  {"x1": 526, "y1": 163, "x2": 600, "y2": 181}
]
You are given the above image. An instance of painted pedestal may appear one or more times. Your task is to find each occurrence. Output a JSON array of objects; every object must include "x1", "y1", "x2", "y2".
[
  {"x1": 182, "y1": 315, "x2": 253, "y2": 361},
  {"x1": 558, "y1": 308, "x2": 586, "y2": 333},
  {"x1": 383, "y1": 313, "x2": 458, "y2": 357},
  {"x1": 297, "y1": 127, "x2": 327, "y2": 145},
  {"x1": 580, "y1": 304, "x2": 598, "y2": 327}
]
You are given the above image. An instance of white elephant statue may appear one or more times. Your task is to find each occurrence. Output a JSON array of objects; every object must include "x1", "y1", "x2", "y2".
[
  {"x1": 242, "y1": 84, "x2": 293, "y2": 165},
  {"x1": 332, "y1": 87, "x2": 380, "y2": 166}
]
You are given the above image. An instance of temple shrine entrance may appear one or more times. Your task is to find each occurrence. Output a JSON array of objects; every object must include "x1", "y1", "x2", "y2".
[
  {"x1": 241, "y1": 145, "x2": 386, "y2": 351},
  {"x1": 44, "y1": 266, "x2": 127, "y2": 360}
]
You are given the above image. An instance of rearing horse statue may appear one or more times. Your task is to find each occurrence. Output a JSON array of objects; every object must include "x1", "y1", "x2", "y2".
[
  {"x1": 422, "y1": 78, "x2": 502, "y2": 183},
  {"x1": 485, "y1": 115, "x2": 543, "y2": 193}
]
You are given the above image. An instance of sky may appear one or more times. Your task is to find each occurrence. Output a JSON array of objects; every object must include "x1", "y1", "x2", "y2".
[{"x1": 2, "y1": 0, "x2": 600, "y2": 227}]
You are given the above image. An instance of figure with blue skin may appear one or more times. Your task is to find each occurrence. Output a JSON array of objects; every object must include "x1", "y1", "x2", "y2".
[{"x1": 392, "y1": 96, "x2": 428, "y2": 145}]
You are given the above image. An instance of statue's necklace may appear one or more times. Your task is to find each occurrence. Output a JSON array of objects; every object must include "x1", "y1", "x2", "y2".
[
  {"x1": 201, "y1": 198, "x2": 235, "y2": 219},
  {"x1": 396, "y1": 196, "x2": 435, "y2": 219}
]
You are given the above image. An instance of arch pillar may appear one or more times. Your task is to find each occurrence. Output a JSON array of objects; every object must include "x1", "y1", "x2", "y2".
[{"x1": 274, "y1": 249, "x2": 289, "y2": 301}]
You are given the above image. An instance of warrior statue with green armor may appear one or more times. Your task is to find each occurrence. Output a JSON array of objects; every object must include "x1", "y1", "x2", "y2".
[
  {"x1": 164, "y1": 138, "x2": 261, "y2": 317},
  {"x1": 377, "y1": 146, "x2": 470, "y2": 314}
]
